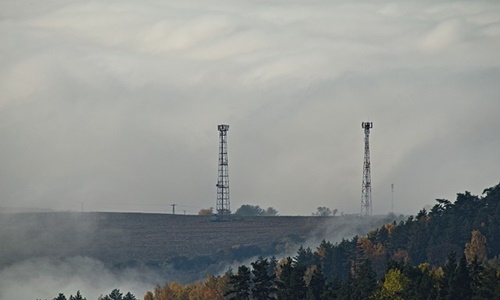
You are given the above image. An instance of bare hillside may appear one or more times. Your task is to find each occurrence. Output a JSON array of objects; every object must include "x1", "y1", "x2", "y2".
[{"x1": 0, "y1": 212, "x2": 395, "y2": 269}]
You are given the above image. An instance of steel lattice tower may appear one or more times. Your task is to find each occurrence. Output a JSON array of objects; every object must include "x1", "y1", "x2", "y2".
[
  {"x1": 216, "y1": 124, "x2": 230, "y2": 221},
  {"x1": 361, "y1": 122, "x2": 373, "y2": 216}
]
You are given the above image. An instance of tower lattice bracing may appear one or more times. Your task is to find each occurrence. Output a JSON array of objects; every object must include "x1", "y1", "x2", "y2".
[
  {"x1": 361, "y1": 122, "x2": 373, "y2": 216},
  {"x1": 216, "y1": 124, "x2": 230, "y2": 221}
]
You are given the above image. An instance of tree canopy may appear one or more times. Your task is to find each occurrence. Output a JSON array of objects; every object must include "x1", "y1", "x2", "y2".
[{"x1": 234, "y1": 204, "x2": 278, "y2": 216}]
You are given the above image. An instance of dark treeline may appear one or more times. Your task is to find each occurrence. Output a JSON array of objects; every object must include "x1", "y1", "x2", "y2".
[{"x1": 144, "y1": 182, "x2": 500, "y2": 299}]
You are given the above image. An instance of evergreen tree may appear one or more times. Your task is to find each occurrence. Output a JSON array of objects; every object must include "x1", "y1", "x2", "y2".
[
  {"x1": 225, "y1": 265, "x2": 252, "y2": 300},
  {"x1": 268, "y1": 256, "x2": 278, "y2": 275},
  {"x1": 306, "y1": 267, "x2": 325, "y2": 300},
  {"x1": 351, "y1": 260, "x2": 377, "y2": 299},
  {"x1": 408, "y1": 263, "x2": 438, "y2": 300},
  {"x1": 295, "y1": 246, "x2": 316, "y2": 268},
  {"x1": 53, "y1": 294, "x2": 67, "y2": 300},
  {"x1": 438, "y1": 252, "x2": 457, "y2": 299},
  {"x1": 251, "y1": 257, "x2": 276, "y2": 299},
  {"x1": 101, "y1": 289, "x2": 123, "y2": 300},
  {"x1": 122, "y1": 292, "x2": 136, "y2": 300},
  {"x1": 277, "y1": 257, "x2": 307, "y2": 300},
  {"x1": 472, "y1": 267, "x2": 500, "y2": 300},
  {"x1": 322, "y1": 277, "x2": 342, "y2": 300},
  {"x1": 448, "y1": 255, "x2": 472, "y2": 299},
  {"x1": 69, "y1": 291, "x2": 86, "y2": 300},
  {"x1": 338, "y1": 272, "x2": 354, "y2": 300}
]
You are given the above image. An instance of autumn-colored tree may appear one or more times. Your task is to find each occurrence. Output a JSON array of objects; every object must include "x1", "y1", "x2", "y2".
[
  {"x1": 189, "y1": 275, "x2": 228, "y2": 300},
  {"x1": 375, "y1": 269, "x2": 409, "y2": 300},
  {"x1": 198, "y1": 208, "x2": 213, "y2": 216},
  {"x1": 391, "y1": 249, "x2": 409, "y2": 264},
  {"x1": 358, "y1": 237, "x2": 387, "y2": 277},
  {"x1": 146, "y1": 281, "x2": 192, "y2": 300},
  {"x1": 465, "y1": 230, "x2": 487, "y2": 264},
  {"x1": 143, "y1": 291, "x2": 153, "y2": 300}
]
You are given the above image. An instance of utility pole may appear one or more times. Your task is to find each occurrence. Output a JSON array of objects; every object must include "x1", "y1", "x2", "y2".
[
  {"x1": 171, "y1": 204, "x2": 176, "y2": 215},
  {"x1": 361, "y1": 122, "x2": 373, "y2": 216}
]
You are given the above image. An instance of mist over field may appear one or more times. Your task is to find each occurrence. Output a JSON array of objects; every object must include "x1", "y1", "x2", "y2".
[
  {"x1": 0, "y1": 213, "x2": 155, "y2": 299},
  {"x1": 0, "y1": 256, "x2": 155, "y2": 300}
]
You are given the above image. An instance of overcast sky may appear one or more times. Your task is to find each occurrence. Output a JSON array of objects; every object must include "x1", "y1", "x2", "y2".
[{"x1": 0, "y1": 0, "x2": 499, "y2": 216}]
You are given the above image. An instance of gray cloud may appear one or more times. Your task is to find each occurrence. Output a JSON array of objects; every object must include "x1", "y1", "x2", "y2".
[{"x1": 0, "y1": 0, "x2": 499, "y2": 216}]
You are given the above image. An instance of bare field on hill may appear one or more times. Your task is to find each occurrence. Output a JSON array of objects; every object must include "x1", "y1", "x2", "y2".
[{"x1": 0, "y1": 212, "x2": 394, "y2": 268}]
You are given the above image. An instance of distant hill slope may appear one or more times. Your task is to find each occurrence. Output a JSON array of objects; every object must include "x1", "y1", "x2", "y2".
[{"x1": 0, "y1": 212, "x2": 397, "y2": 271}]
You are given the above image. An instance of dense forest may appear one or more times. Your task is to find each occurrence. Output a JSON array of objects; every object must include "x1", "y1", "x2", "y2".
[{"x1": 43, "y1": 182, "x2": 500, "y2": 299}]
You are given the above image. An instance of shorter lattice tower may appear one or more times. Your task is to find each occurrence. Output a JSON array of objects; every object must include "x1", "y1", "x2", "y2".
[
  {"x1": 216, "y1": 124, "x2": 230, "y2": 221},
  {"x1": 361, "y1": 122, "x2": 373, "y2": 216}
]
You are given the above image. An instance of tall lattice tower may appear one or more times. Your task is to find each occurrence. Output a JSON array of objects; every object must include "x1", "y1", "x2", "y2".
[
  {"x1": 361, "y1": 122, "x2": 373, "y2": 216},
  {"x1": 216, "y1": 124, "x2": 230, "y2": 221}
]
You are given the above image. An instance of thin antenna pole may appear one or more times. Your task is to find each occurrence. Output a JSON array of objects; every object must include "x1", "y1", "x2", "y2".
[{"x1": 391, "y1": 183, "x2": 394, "y2": 214}]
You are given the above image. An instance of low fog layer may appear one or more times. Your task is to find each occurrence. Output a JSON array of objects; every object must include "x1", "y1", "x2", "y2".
[
  {"x1": 1, "y1": 1, "x2": 499, "y2": 215},
  {"x1": 0, "y1": 212, "x2": 155, "y2": 299},
  {"x1": 0, "y1": 256, "x2": 154, "y2": 300}
]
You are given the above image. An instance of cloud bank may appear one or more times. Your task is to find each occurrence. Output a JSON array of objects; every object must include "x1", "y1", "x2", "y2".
[{"x1": 0, "y1": 0, "x2": 499, "y2": 215}]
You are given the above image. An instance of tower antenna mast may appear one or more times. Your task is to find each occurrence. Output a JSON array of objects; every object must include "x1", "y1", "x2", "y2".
[
  {"x1": 391, "y1": 183, "x2": 394, "y2": 214},
  {"x1": 216, "y1": 124, "x2": 230, "y2": 221},
  {"x1": 361, "y1": 122, "x2": 373, "y2": 216}
]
